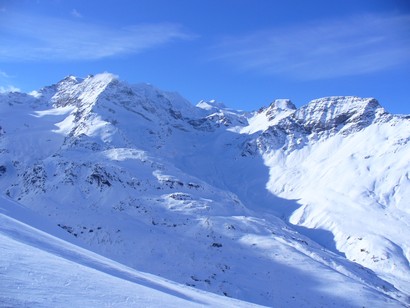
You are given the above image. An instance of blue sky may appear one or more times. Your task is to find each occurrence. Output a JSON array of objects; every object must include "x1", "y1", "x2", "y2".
[{"x1": 1, "y1": 0, "x2": 409, "y2": 113}]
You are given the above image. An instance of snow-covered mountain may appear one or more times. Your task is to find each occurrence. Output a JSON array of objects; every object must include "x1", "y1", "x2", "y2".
[{"x1": 0, "y1": 73, "x2": 409, "y2": 307}]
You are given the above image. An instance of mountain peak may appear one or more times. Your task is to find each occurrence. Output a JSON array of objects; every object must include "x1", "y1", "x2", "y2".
[
  {"x1": 293, "y1": 96, "x2": 386, "y2": 133},
  {"x1": 305, "y1": 96, "x2": 382, "y2": 112},
  {"x1": 48, "y1": 73, "x2": 118, "y2": 107},
  {"x1": 54, "y1": 73, "x2": 118, "y2": 91},
  {"x1": 83, "y1": 72, "x2": 118, "y2": 84},
  {"x1": 196, "y1": 99, "x2": 227, "y2": 112},
  {"x1": 268, "y1": 99, "x2": 296, "y2": 111}
]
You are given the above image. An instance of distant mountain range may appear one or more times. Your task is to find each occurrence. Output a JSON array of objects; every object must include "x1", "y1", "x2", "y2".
[{"x1": 1, "y1": 73, "x2": 409, "y2": 307}]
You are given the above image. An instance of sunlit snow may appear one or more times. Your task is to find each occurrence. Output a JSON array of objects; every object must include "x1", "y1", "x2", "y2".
[{"x1": 0, "y1": 73, "x2": 409, "y2": 307}]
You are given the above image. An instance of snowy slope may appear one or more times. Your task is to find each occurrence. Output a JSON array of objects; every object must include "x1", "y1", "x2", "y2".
[
  {"x1": 248, "y1": 96, "x2": 410, "y2": 296},
  {"x1": 0, "y1": 74, "x2": 409, "y2": 306},
  {"x1": 0, "y1": 196, "x2": 261, "y2": 307}
]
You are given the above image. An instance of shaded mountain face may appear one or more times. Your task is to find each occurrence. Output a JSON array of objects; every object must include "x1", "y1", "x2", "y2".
[{"x1": 0, "y1": 73, "x2": 409, "y2": 306}]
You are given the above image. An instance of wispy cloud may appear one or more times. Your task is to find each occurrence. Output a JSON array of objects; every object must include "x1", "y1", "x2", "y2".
[
  {"x1": 0, "y1": 69, "x2": 19, "y2": 93},
  {"x1": 212, "y1": 13, "x2": 410, "y2": 80},
  {"x1": 0, "y1": 12, "x2": 194, "y2": 61},
  {"x1": 70, "y1": 9, "x2": 82, "y2": 18},
  {"x1": 0, "y1": 70, "x2": 11, "y2": 78},
  {"x1": 0, "y1": 85, "x2": 20, "y2": 93}
]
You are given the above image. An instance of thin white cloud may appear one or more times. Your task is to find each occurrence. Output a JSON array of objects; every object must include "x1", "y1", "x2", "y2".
[
  {"x1": 0, "y1": 85, "x2": 20, "y2": 93},
  {"x1": 71, "y1": 9, "x2": 82, "y2": 18},
  {"x1": 212, "y1": 13, "x2": 410, "y2": 80},
  {"x1": 0, "y1": 12, "x2": 194, "y2": 61},
  {"x1": 0, "y1": 70, "x2": 19, "y2": 93},
  {"x1": 0, "y1": 70, "x2": 11, "y2": 78}
]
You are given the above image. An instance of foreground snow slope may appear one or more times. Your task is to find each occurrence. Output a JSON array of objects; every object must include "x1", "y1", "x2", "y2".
[
  {"x1": 1, "y1": 196, "x2": 405, "y2": 307},
  {"x1": 0, "y1": 74, "x2": 409, "y2": 306},
  {"x1": 0, "y1": 196, "x2": 261, "y2": 307}
]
